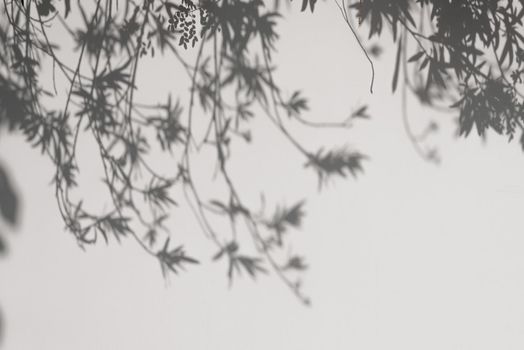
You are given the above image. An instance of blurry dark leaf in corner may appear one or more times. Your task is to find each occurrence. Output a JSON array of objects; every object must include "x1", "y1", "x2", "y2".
[
  {"x1": 0, "y1": 232, "x2": 7, "y2": 258},
  {"x1": 0, "y1": 234, "x2": 5, "y2": 255},
  {"x1": 0, "y1": 164, "x2": 18, "y2": 226}
]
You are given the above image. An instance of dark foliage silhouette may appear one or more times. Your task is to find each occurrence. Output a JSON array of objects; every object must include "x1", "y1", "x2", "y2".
[
  {"x1": 0, "y1": 0, "x2": 368, "y2": 307},
  {"x1": 349, "y1": 0, "x2": 524, "y2": 161},
  {"x1": 1, "y1": 0, "x2": 524, "y2": 313}
]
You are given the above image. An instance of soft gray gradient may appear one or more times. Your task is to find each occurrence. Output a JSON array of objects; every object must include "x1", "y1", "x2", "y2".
[{"x1": 1, "y1": 3, "x2": 524, "y2": 349}]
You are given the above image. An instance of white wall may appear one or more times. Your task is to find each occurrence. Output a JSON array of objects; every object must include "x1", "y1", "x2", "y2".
[{"x1": 1, "y1": 3, "x2": 524, "y2": 349}]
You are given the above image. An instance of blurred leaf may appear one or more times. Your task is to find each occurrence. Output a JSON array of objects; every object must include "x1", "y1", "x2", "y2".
[
  {"x1": 0, "y1": 234, "x2": 6, "y2": 255},
  {"x1": 300, "y1": 0, "x2": 317, "y2": 12},
  {"x1": 157, "y1": 238, "x2": 199, "y2": 276},
  {"x1": 235, "y1": 255, "x2": 266, "y2": 278},
  {"x1": 64, "y1": 0, "x2": 71, "y2": 17},
  {"x1": 36, "y1": 0, "x2": 56, "y2": 17},
  {"x1": 350, "y1": 105, "x2": 370, "y2": 119},
  {"x1": 283, "y1": 91, "x2": 309, "y2": 117},
  {"x1": 306, "y1": 148, "x2": 366, "y2": 187},
  {"x1": 0, "y1": 164, "x2": 18, "y2": 226},
  {"x1": 392, "y1": 38, "x2": 402, "y2": 92},
  {"x1": 267, "y1": 201, "x2": 306, "y2": 245},
  {"x1": 212, "y1": 241, "x2": 239, "y2": 261},
  {"x1": 283, "y1": 255, "x2": 308, "y2": 271}
]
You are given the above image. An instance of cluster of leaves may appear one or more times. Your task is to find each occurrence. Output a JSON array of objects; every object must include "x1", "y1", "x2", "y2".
[
  {"x1": 349, "y1": 0, "x2": 524, "y2": 156},
  {"x1": 166, "y1": 0, "x2": 210, "y2": 48},
  {"x1": 0, "y1": 0, "x2": 367, "y2": 304},
  {"x1": 2, "y1": 0, "x2": 523, "y2": 320},
  {"x1": 4, "y1": 0, "x2": 524, "y2": 310}
]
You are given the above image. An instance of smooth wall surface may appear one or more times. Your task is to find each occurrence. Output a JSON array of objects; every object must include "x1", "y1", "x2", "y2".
[{"x1": 1, "y1": 3, "x2": 524, "y2": 349}]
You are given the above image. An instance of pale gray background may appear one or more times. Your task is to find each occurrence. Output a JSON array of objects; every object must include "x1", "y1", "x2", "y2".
[{"x1": 1, "y1": 3, "x2": 524, "y2": 349}]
